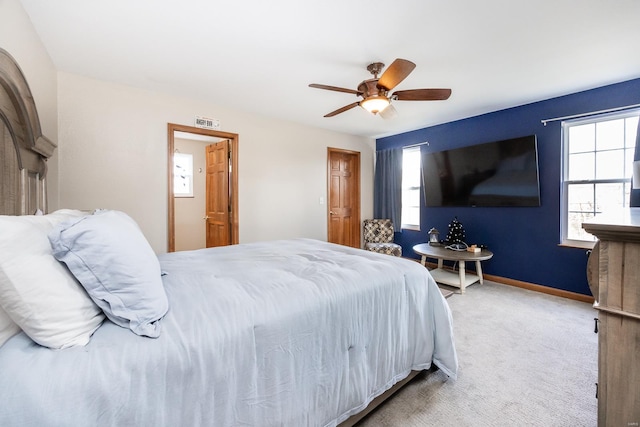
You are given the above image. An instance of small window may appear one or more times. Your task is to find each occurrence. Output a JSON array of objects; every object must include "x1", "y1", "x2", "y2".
[
  {"x1": 173, "y1": 152, "x2": 194, "y2": 197},
  {"x1": 401, "y1": 146, "x2": 421, "y2": 230},
  {"x1": 561, "y1": 110, "x2": 639, "y2": 246}
]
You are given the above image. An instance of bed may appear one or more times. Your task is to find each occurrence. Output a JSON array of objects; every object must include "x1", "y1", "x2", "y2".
[{"x1": 0, "y1": 47, "x2": 458, "y2": 426}]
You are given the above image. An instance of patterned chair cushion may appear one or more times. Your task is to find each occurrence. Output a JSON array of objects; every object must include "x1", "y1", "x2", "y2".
[
  {"x1": 363, "y1": 219, "x2": 394, "y2": 243},
  {"x1": 364, "y1": 242, "x2": 402, "y2": 257},
  {"x1": 363, "y1": 219, "x2": 402, "y2": 257}
]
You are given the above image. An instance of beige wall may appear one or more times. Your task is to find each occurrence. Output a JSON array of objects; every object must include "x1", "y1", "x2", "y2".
[
  {"x1": 0, "y1": 0, "x2": 59, "y2": 208},
  {"x1": 57, "y1": 72, "x2": 374, "y2": 253}
]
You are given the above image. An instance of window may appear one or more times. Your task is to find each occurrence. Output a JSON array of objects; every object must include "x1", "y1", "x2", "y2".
[
  {"x1": 173, "y1": 152, "x2": 194, "y2": 197},
  {"x1": 401, "y1": 146, "x2": 421, "y2": 230},
  {"x1": 561, "y1": 110, "x2": 639, "y2": 246}
]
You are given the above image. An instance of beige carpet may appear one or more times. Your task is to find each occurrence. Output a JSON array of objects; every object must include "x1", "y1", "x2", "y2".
[
  {"x1": 358, "y1": 281, "x2": 598, "y2": 426},
  {"x1": 439, "y1": 288, "x2": 454, "y2": 299}
]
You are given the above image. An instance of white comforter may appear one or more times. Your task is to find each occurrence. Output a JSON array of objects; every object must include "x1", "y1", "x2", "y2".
[{"x1": 0, "y1": 239, "x2": 457, "y2": 426}]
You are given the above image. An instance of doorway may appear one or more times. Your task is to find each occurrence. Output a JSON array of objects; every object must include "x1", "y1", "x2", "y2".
[
  {"x1": 327, "y1": 147, "x2": 361, "y2": 248},
  {"x1": 167, "y1": 123, "x2": 239, "y2": 252}
]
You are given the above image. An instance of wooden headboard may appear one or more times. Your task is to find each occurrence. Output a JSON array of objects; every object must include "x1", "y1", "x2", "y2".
[{"x1": 0, "y1": 48, "x2": 56, "y2": 215}]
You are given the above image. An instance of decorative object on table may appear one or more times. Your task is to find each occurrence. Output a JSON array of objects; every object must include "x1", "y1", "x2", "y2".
[
  {"x1": 445, "y1": 216, "x2": 467, "y2": 251},
  {"x1": 363, "y1": 219, "x2": 402, "y2": 257},
  {"x1": 428, "y1": 227, "x2": 441, "y2": 246}
]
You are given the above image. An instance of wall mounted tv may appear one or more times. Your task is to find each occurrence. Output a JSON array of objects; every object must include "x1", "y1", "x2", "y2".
[{"x1": 422, "y1": 135, "x2": 541, "y2": 207}]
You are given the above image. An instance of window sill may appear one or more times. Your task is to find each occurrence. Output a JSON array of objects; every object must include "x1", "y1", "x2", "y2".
[
  {"x1": 558, "y1": 240, "x2": 595, "y2": 250},
  {"x1": 401, "y1": 225, "x2": 420, "y2": 232}
]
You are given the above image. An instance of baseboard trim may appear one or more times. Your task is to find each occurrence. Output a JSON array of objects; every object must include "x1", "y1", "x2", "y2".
[
  {"x1": 412, "y1": 259, "x2": 594, "y2": 304},
  {"x1": 483, "y1": 274, "x2": 594, "y2": 304}
]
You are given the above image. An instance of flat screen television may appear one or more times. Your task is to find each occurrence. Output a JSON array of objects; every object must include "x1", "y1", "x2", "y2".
[{"x1": 422, "y1": 135, "x2": 541, "y2": 207}]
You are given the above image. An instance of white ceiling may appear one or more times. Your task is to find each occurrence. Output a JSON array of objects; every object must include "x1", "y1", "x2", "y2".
[{"x1": 19, "y1": 0, "x2": 640, "y2": 139}]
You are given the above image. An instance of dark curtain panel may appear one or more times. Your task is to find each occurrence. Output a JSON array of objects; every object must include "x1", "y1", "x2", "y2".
[
  {"x1": 374, "y1": 148, "x2": 403, "y2": 232},
  {"x1": 630, "y1": 117, "x2": 640, "y2": 207}
]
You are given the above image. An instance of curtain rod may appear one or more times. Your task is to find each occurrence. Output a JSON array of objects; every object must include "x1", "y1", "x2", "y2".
[
  {"x1": 541, "y1": 103, "x2": 640, "y2": 126},
  {"x1": 403, "y1": 141, "x2": 429, "y2": 149}
]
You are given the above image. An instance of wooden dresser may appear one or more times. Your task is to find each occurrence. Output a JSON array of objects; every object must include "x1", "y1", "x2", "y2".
[{"x1": 583, "y1": 209, "x2": 640, "y2": 427}]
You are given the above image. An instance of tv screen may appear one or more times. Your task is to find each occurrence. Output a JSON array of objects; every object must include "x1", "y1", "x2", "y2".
[{"x1": 422, "y1": 135, "x2": 541, "y2": 207}]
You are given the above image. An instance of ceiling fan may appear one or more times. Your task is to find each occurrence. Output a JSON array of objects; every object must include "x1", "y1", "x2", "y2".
[{"x1": 309, "y1": 58, "x2": 451, "y2": 119}]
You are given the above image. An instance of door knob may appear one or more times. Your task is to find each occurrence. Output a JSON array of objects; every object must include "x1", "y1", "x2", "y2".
[
  {"x1": 329, "y1": 211, "x2": 336, "y2": 215},
  {"x1": 203, "y1": 216, "x2": 210, "y2": 220}
]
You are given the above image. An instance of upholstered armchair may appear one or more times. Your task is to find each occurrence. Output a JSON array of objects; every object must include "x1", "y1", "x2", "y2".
[{"x1": 363, "y1": 219, "x2": 402, "y2": 257}]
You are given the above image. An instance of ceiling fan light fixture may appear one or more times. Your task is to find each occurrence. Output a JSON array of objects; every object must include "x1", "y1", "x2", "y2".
[
  {"x1": 310, "y1": 58, "x2": 451, "y2": 118},
  {"x1": 360, "y1": 96, "x2": 390, "y2": 115}
]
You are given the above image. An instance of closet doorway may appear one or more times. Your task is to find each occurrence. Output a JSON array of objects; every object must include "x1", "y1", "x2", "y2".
[{"x1": 167, "y1": 123, "x2": 239, "y2": 252}]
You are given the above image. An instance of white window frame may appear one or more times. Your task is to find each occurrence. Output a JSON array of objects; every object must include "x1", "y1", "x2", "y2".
[
  {"x1": 401, "y1": 146, "x2": 421, "y2": 231},
  {"x1": 560, "y1": 108, "x2": 639, "y2": 248}
]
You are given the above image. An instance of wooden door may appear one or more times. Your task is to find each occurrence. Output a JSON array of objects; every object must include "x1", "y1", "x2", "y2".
[
  {"x1": 205, "y1": 140, "x2": 231, "y2": 247},
  {"x1": 168, "y1": 123, "x2": 239, "y2": 252},
  {"x1": 327, "y1": 148, "x2": 360, "y2": 248}
]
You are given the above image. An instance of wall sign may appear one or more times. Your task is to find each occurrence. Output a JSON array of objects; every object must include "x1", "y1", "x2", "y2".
[{"x1": 194, "y1": 115, "x2": 220, "y2": 130}]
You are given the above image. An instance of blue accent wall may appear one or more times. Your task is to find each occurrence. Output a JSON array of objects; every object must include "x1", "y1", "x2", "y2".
[{"x1": 377, "y1": 78, "x2": 640, "y2": 296}]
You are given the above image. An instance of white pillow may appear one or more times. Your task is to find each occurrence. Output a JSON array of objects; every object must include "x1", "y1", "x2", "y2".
[
  {"x1": 49, "y1": 210, "x2": 168, "y2": 338},
  {"x1": 0, "y1": 210, "x2": 105, "y2": 349},
  {"x1": 0, "y1": 305, "x2": 20, "y2": 348}
]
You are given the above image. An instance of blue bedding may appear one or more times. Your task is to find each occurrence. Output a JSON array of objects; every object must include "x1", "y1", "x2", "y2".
[{"x1": 0, "y1": 239, "x2": 457, "y2": 426}]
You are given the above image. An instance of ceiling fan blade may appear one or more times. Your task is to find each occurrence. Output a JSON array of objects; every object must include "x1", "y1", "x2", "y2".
[
  {"x1": 379, "y1": 103, "x2": 398, "y2": 120},
  {"x1": 393, "y1": 88, "x2": 452, "y2": 101},
  {"x1": 309, "y1": 83, "x2": 361, "y2": 95},
  {"x1": 377, "y1": 59, "x2": 416, "y2": 91},
  {"x1": 324, "y1": 102, "x2": 360, "y2": 117}
]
